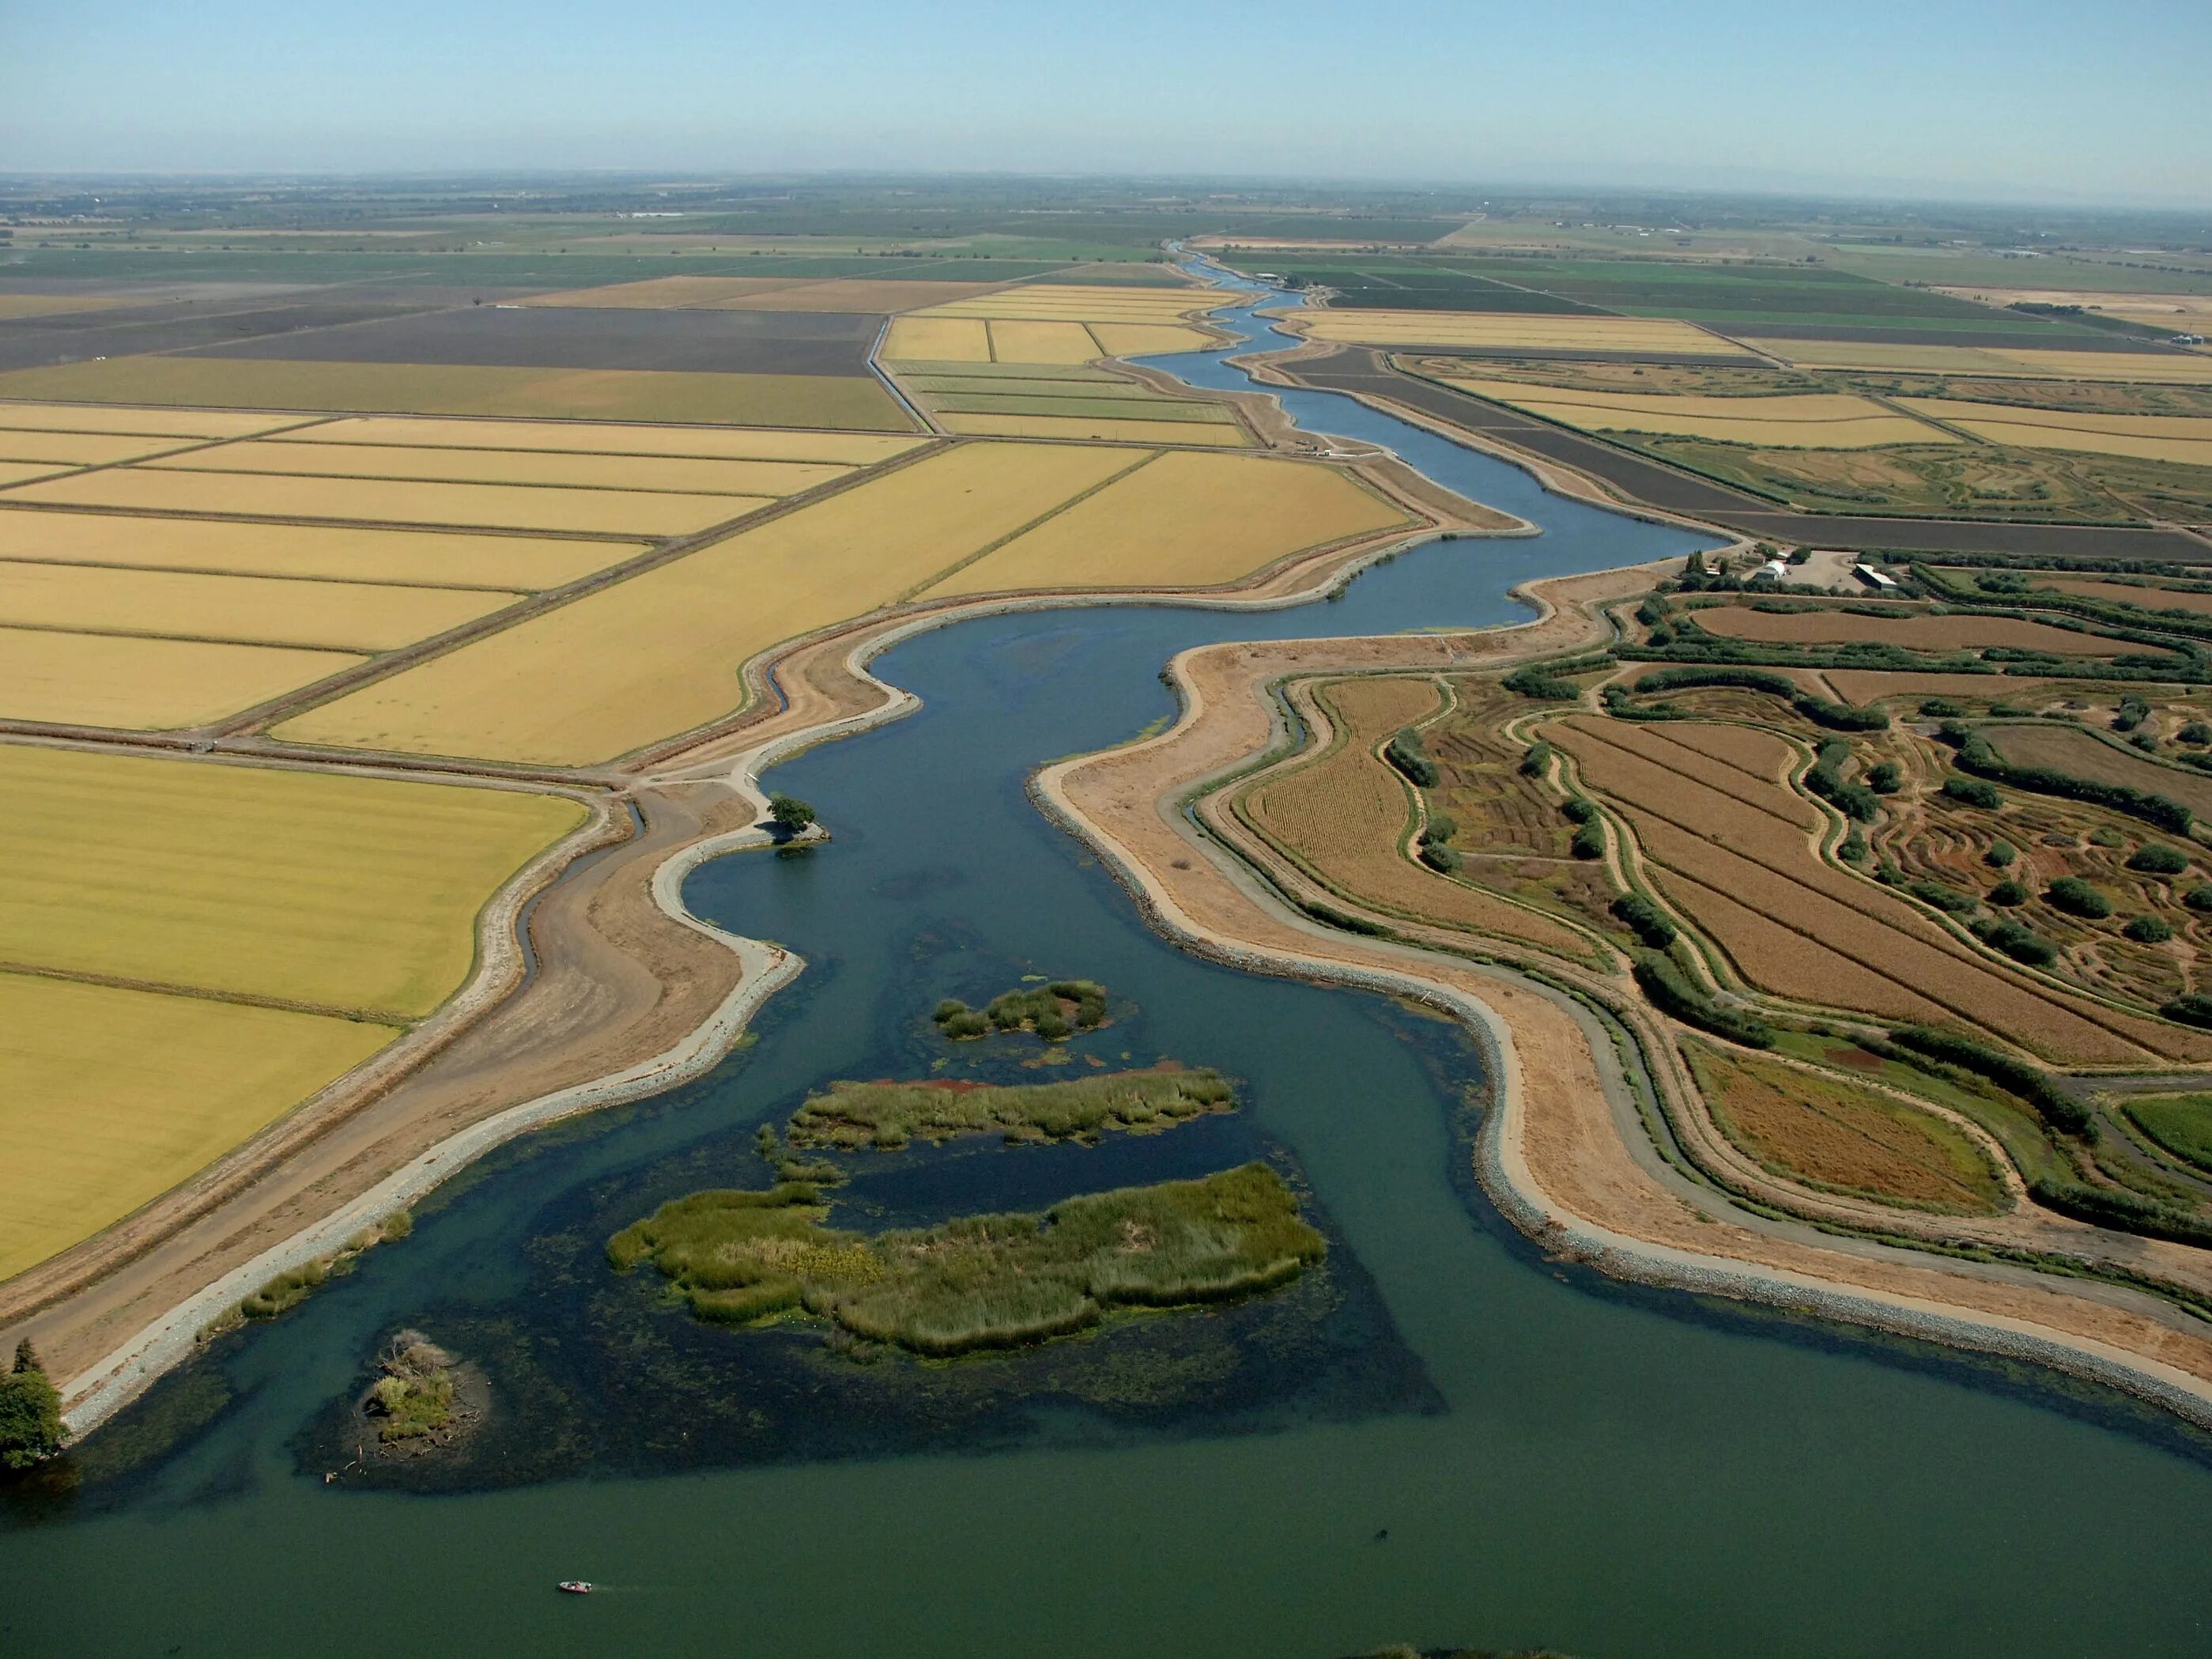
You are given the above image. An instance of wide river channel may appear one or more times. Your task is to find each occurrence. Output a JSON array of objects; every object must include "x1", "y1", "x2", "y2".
[{"x1": 4, "y1": 273, "x2": 2210, "y2": 1659}]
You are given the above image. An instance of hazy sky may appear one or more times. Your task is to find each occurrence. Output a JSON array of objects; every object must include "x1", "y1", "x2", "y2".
[{"x1": 6, "y1": 0, "x2": 2208, "y2": 206}]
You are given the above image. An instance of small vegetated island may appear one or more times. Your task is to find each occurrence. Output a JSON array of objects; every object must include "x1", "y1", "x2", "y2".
[
  {"x1": 932, "y1": 977, "x2": 1110, "y2": 1041},
  {"x1": 610, "y1": 1064, "x2": 1324, "y2": 1356}
]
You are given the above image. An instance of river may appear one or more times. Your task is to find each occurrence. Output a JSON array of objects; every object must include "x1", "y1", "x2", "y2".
[{"x1": 2, "y1": 270, "x2": 2209, "y2": 1659}]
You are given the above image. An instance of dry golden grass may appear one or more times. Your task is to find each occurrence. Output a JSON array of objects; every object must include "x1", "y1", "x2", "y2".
[
  {"x1": 1984, "y1": 723, "x2": 2212, "y2": 820},
  {"x1": 2046, "y1": 577, "x2": 2212, "y2": 614},
  {"x1": 1644, "y1": 720, "x2": 1794, "y2": 781},
  {"x1": 1685, "y1": 1040, "x2": 2004, "y2": 1213},
  {"x1": 1749, "y1": 340, "x2": 2212, "y2": 383},
  {"x1": 1296, "y1": 310, "x2": 1749, "y2": 355},
  {"x1": 1550, "y1": 716, "x2": 2176, "y2": 1062},
  {"x1": 1087, "y1": 323, "x2": 1215, "y2": 357},
  {"x1": 158, "y1": 439, "x2": 851, "y2": 497},
  {"x1": 0, "y1": 972, "x2": 396, "y2": 1281},
  {"x1": 0, "y1": 401, "x2": 295, "y2": 438},
  {"x1": 287, "y1": 416, "x2": 922, "y2": 464},
  {"x1": 0, "y1": 510, "x2": 643, "y2": 590},
  {"x1": 273, "y1": 441, "x2": 1144, "y2": 763},
  {"x1": 0, "y1": 359, "x2": 921, "y2": 431},
  {"x1": 2, "y1": 467, "x2": 765, "y2": 537},
  {"x1": 1691, "y1": 603, "x2": 2124, "y2": 656},
  {"x1": 520, "y1": 275, "x2": 812, "y2": 308},
  {"x1": 0, "y1": 627, "x2": 362, "y2": 729},
  {"x1": 1436, "y1": 376, "x2": 1953, "y2": 448},
  {"x1": 0, "y1": 740, "x2": 587, "y2": 1013},
  {"x1": 1898, "y1": 399, "x2": 2212, "y2": 467},
  {"x1": 0, "y1": 295, "x2": 126, "y2": 319},
  {"x1": 882, "y1": 317, "x2": 993, "y2": 362},
  {"x1": 987, "y1": 321, "x2": 1103, "y2": 365},
  {"x1": 0, "y1": 561, "x2": 518, "y2": 652},
  {"x1": 922, "y1": 452, "x2": 1410, "y2": 598},
  {"x1": 936, "y1": 412, "x2": 1249, "y2": 446},
  {"x1": 917, "y1": 284, "x2": 1231, "y2": 323},
  {"x1": 0, "y1": 429, "x2": 203, "y2": 466},
  {"x1": 1241, "y1": 676, "x2": 1590, "y2": 955}
]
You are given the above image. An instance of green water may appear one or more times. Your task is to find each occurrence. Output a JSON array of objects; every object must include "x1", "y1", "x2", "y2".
[{"x1": 3, "y1": 285, "x2": 2209, "y2": 1658}]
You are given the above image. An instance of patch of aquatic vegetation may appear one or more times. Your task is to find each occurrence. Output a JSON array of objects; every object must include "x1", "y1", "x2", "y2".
[
  {"x1": 609, "y1": 1163, "x2": 1325, "y2": 1357},
  {"x1": 366, "y1": 1331, "x2": 455, "y2": 1443},
  {"x1": 202, "y1": 1208, "x2": 413, "y2": 1335},
  {"x1": 934, "y1": 977, "x2": 1109, "y2": 1041},
  {"x1": 787, "y1": 1065, "x2": 1232, "y2": 1151}
]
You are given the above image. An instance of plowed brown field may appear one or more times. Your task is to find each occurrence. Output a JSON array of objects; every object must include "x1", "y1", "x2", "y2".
[{"x1": 1689, "y1": 604, "x2": 2131, "y2": 657}]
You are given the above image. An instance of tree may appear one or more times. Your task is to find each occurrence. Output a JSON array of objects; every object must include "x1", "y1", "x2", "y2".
[
  {"x1": 766, "y1": 794, "x2": 816, "y2": 833},
  {"x1": 0, "y1": 1340, "x2": 63, "y2": 1469}
]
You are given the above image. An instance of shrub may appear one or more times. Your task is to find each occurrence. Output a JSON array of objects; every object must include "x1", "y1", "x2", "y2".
[
  {"x1": 2180, "y1": 721, "x2": 2211, "y2": 746},
  {"x1": 1610, "y1": 893, "x2": 1678, "y2": 949},
  {"x1": 2127, "y1": 843, "x2": 2191, "y2": 875},
  {"x1": 1837, "y1": 830, "x2": 1869, "y2": 863},
  {"x1": 1561, "y1": 796, "x2": 1599, "y2": 825},
  {"x1": 1985, "y1": 839, "x2": 2016, "y2": 867},
  {"x1": 2162, "y1": 993, "x2": 2212, "y2": 1029},
  {"x1": 1385, "y1": 728, "x2": 1439, "y2": 788},
  {"x1": 1919, "y1": 698, "x2": 1965, "y2": 718},
  {"x1": 2089, "y1": 826, "x2": 2124, "y2": 848},
  {"x1": 1908, "y1": 879, "x2": 1977, "y2": 914},
  {"x1": 2045, "y1": 876, "x2": 2112, "y2": 919},
  {"x1": 1806, "y1": 741, "x2": 1878, "y2": 822},
  {"x1": 2126, "y1": 915, "x2": 2175, "y2": 943},
  {"x1": 1519, "y1": 740, "x2": 1552, "y2": 778},
  {"x1": 1943, "y1": 777, "x2": 2003, "y2": 809},
  {"x1": 1419, "y1": 812, "x2": 1458, "y2": 847},
  {"x1": 1631, "y1": 951, "x2": 1773, "y2": 1048},
  {"x1": 1887, "y1": 1026, "x2": 2091, "y2": 1136},
  {"x1": 1976, "y1": 916, "x2": 2055, "y2": 966},
  {"x1": 1867, "y1": 761, "x2": 1902, "y2": 794},
  {"x1": 0, "y1": 1341, "x2": 63, "y2": 1470},
  {"x1": 2029, "y1": 1178, "x2": 2212, "y2": 1247},
  {"x1": 1570, "y1": 822, "x2": 1606, "y2": 860},
  {"x1": 2187, "y1": 885, "x2": 2212, "y2": 913},
  {"x1": 1988, "y1": 879, "x2": 2029, "y2": 907},
  {"x1": 1419, "y1": 843, "x2": 1460, "y2": 874}
]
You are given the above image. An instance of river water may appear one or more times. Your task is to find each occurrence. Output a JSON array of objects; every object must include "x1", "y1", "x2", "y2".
[{"x1": 3, "y1": 275, "x2": 2210, "y2": 1659}]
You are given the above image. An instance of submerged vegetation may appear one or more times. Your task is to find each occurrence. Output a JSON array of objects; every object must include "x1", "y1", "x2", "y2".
[
  {"x1": 933, "y1": 977, "x2": 1109, "y2": 1041},
  {"x1": 787, "y1": 1066, "x2": 1235, "y2": 1151},
  {"x1": 610, "y1": 1162, "x2": 1327, "y2": 1357}
]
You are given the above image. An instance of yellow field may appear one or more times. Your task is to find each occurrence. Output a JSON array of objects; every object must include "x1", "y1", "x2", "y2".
[
  {"x1": 922, "y1": 451, "x2": 1410, "y2": 598},
  {"x1": 937, "y1": 412, "x2": 1250, "y2": 446},
  {"x1": 0, "y1": 561, "x2": 518, "y2": 651},
  {"x1": 283, "y1": 416, "x2": 923, "y2": 464},
  {"x1": 913, "y1": 284, "x2": 1232, "y2": 323},
  {"x1": 1898, "y1": 397, "x2": 2212, "y2": 466},
  {"x1": 0, "y1": 401, "x2": 297, "y2": 438},
  {"x1": 1436, "y1": 376, "x2": 1955, "y2": 448},
  {"x1": 1293, "y1": 310, "x2": 1749, "y2": 355},
  {"x1": 0, "y1": 359, "x2": 922, "y2": 431},
  {"x1": 986, "y1": 320, "x2": 1103, "y2": 365},
  {"x1": 274, "y1": 441, "x2": 1147, "y2": 763},
  {"x1": 882, "y1": 317, "x2": 994, "y2": 362},
  {"x1": 0, "y1": 511, "x2": 644, "y2": 590},
  {"x1": 0, "y1": 972, "x2": 396, "y2": 1281},
  {"x1": 0, "y1": 429, "x2": 204, "y2": 466},
  {"x1": 0, "y1": 625, "x2": 361, "y2": 728},
  {"x1": 0, "y1": 461, "x2": 70, "y2": 487},
  {"x1": 1088, "y1": 323, "x2": 1214, "y2": 357},
  {"x1": 0, "y1": 740, "x2": 589, "y2": 1013},
  {"x1": 0, "y1": 294, "x2": 126, "y2": 319},
  {"x1": 522, "y1": 275, "x2": 810, "y2": 308},
  {"x1": 699, "y1": 279, "x2": 1003, "y2": 313},
  {"x1": 1746, "y1": 340, "x2": 2212, "y2": 383},
  {"x1": 157, "y1": 440, "x2": 851, "y2": 497},
  {"x1": 2, "y1": 467, "x2": 765, "y2": 536}
]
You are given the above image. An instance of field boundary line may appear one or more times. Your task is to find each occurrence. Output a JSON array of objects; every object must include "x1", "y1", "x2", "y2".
[
  {"x1": 0, "y1": 958, "x2": 408, "y2": 1026},
  {"x1": 894, "y1": 447, "x2": 1162, "y2": 604},
  {"x1": 0, "y1": 551, "x2": 538, "y2": 596}
]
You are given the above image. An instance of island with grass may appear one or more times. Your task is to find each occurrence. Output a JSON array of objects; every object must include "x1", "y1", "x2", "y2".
[{"x1": 934, "y1": 978, "x2": 1111, "y2": 1041}]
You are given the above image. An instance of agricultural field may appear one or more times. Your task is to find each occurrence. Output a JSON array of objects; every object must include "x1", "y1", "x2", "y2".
[
  {"x1": 0, "y1": 741, "x2": 587, "y2": 1279},
  {"x1": 1682, "y1": 1041, "x2": 2006, "y2": 1213},
  {"x1": 1897, "y1": 399, "x2": 2212, "y2": 468},
  {"x1": 0, "y1": 512, "x2": 647, "y2": 588},
  {"x1": 919, "y1": 451, "x2": 1410, "y2": 598},
  {"x1": 910, "y1": 283, "x2": 1228, "y2": 323},
  {"x1": 1982, "y1": 722, "x2": 2212, "y2": 821},
  {"x1": 525, "y1": 275, "x2": 1005, "y2": 312},
  {"x1": 1543, "y1": 714, "x2": 2200, "y2": 1063},
  {"x1": 934, "y1": 413, "x2": 1248, "y2": 446},
  {"x1": 1683, "y1": 603, "x2": 2135, "y2": 658},
  {"x1": 1402, "y1": 356, "x2": 1821, "y2": 398},
  {"x1": 1638, "y1": 437, "x2": 2126, "y2": 520},
  {"x1": 1236, "y1": 676, "x2": 1595, "y2": 957},
  {"x1": 151, "y1": 439, "x2": 848, "y2": 497},
  {"x1": 271, "y1": 441, "x2": 1155, "y2": 763},
  {"x1": 881, "y1": 357, "x2": 1251, "y2": 444},
  {"x1": 2041, "y1": 576, "x2": 2212, "y2": 614},
  {"x1": 0, "y1": 629, "x2": 363, "y2": 729},
  {"x1": 2121, "y1": 1093, "x2": 2212, "y2": 1176},
  {"x1": 1291, "y1": 310, "x2": 1746, "y2": 355},
  {"x1": 0, "y1": 400, "x2": 304, "y2": 439},
  {"x1": 276, "y1": 415, "x2": 923, "y2": 464},
  {"x1": 1746, "y1": 341, "x2": 2212, "y2": 383},
  {"x1": 1428, "y1": 376, "x2": 1954, "y2": 448},
  {"x1": 882, "y1": 282, "x2": 1228, "y2": 364},
  {"x1": 0, "y1": 357, "x2": 921, "y2": 431},
  {"x1": 0, "y1": 294, "x2": 127, "y2": 319}
]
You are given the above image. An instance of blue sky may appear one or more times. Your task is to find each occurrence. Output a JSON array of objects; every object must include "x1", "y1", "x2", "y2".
[{"x1": 5, "y1": 0, "x2": 2207, "y2": 205}]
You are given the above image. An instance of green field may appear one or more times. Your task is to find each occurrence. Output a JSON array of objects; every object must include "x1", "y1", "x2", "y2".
[{"x1": 2124, "y1": 1094, "x2": 2212, "y2": 1175}]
